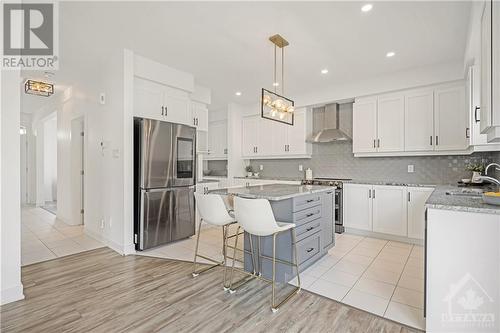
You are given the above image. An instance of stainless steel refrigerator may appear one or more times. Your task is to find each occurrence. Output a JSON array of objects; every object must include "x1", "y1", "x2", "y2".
[{"x1": 134, "y1": 118, "x2": 196, "y2": 250}]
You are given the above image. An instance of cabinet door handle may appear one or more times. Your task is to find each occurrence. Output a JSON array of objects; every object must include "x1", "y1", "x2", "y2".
[
  {"x1": 161, "y1": 106, "x2": 165, "y2": 116},
  {"x1": 368, "y1": 189, "x2": 371, "y2": 198},
  {"x1": 287, "y1": 144, "x2": 290, "y2": 151},
  {"x1": 466, "y1": 128, "x2": 470, "y2": 139},
  {"x1": 430, "y1": 136, "x2": 433, "y2": 146},
  {"x1": 474, "y1": 106, "x2": 481, "y2": 123},
  {"x1": 196, "y1": 118, "x2": 199, "y2": 126},
  {"x1": 377, "y1": 139, "x2": 380, "y2": 148},
  {"x1": 408, "y1": 192, "x2": 411, "y2": 202},
  {"x1": 164, "y1": 106, "x2": 168, "y2": 116},
  {"x1": 193, "y1": 117, "x2": 196, "y2": 125},
  {"x1": 435, "y1": 136, "x2": 439, "y2": 146},
  {"x1": 306, "y1": 248, "x2": 314, "y2": 253},
  {"x1": 373, "y1": 139, "x2": 376, "y2": 148},
  {"x1": 372, "y1": 189, "x2": 375, "y2": 199}
]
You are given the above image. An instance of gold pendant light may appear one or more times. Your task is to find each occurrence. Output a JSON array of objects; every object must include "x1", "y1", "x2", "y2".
[{"x1": 261, "y1": 34, "x2": 295, "y2": 125}]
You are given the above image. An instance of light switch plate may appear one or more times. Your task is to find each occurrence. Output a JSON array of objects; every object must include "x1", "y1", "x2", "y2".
[
  {"x1": 408, "y1": 165, "x2": 415, "y2": 173},
  {"x1": 259, "y1": 165, "x2": 263, "y2": 171},
  {"x1": 298, "y1": 165, "x2": 303, "y2": 171}
]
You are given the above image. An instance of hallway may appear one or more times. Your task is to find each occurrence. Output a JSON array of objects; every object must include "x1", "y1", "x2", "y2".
[{"x1": 21, "y1": 206, "x2": 104, "y2": 266}]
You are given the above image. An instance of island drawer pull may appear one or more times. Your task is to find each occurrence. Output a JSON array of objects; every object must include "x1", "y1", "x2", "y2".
[
  {"x1": 306, "y1": 248, "x2": 314, "y2": 253},
  {"x1": 306, "y1": 199, "x2": 315, "y2": 203},
  {"x1": 306, "y1": 213, "x2": 314, "y2": 217},
  {"x1": 306, "y1": 227, "x2": 314, "y2": 231}
]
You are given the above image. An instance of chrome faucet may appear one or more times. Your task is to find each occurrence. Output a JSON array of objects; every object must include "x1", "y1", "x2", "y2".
[{"x1": 477, "y1": 163, "x2": 500, "y2": 189}]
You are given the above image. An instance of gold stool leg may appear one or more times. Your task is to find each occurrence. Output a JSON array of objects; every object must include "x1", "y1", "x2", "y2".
[
  {"x1": 227, "y1": 226, "x2": 241, "y2": 293},
  {"x1": 248, "y1": 233, "x2": 257, "y2": 275},
  {"x1": 292, "y1": 229, "x2": 301, "y2": 291},
  {"x1": 271, "y1": 233, "x2": 278, "y2": 312},
  {"x1": 192, "y1": 218, "x2": 204, "y2": 277}
]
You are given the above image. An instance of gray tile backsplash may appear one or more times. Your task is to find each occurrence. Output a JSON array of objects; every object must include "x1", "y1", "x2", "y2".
[{"x1": 250, "y1": 142, "x2": 495, "y2": 184}]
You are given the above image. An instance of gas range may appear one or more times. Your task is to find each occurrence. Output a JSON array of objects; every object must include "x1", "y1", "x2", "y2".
[{"x1": 301, "y1": 177, "x2": 352, "y2": 188}]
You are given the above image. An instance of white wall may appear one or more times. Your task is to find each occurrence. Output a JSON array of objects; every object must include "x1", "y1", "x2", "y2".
[
  {"x1": 43, "y1": 115, "x2": 57, "y2": 202},
  {"x1": 0, "y1": 70, "x2": 24, "y2": 305}
]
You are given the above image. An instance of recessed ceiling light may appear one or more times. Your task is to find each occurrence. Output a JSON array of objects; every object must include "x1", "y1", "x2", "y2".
[
  {"x1": 272, "y1": 82, "x2": 279, "y2": 87},
  {"x1": 386, "y1": 51, "x2": 396, "y2": 58},
  {"x1": 361, "y1": 4, "x2": 373, "y2": 12},
  {"x1": 235, "y1": 91, "x2": 242, "y2": 96},
  {"x1": 321, "y1": 69, "x2": 329, "y2": 74}
]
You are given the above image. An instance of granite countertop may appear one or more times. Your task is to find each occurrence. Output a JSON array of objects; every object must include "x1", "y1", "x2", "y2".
[
  {"x1": 345, "y1": 180, "x2": 437, "y2": 187},
  {"x1": 425, "y1": 185, "x2": 500, "y2": 215},
  {"x1": 233, "y1": 176, "x2": 302, "y2": 181},
  {"x1": 197, "y1": 179, "x2": 221, "y2": 184},
  {"x1": 209, "y1": 184, "x2": 334, "y2": 201}
]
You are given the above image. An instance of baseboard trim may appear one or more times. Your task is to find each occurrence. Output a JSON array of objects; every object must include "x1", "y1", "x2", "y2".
[
  {"x1": 1, "y1": 284, "x2": 24, "y2": 305},
  {"x1": 84, "y1": 229, "x2": 126, "y2": 256},
  {"x1": 344, "y1": 228, "x2": 424, "y2": 246}
]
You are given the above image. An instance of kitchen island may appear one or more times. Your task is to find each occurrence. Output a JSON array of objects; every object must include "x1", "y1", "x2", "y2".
[{"x1": 210, "y1": 184, "x2": 336, "y2": 282}]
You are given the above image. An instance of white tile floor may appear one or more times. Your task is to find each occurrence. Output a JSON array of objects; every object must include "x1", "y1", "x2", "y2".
[
  {"x1": 289, "y1": 233, "x2": 425, "y2": 331},
  {"x1": 21, "y1": 206, "x2": 104, "y2": 266},
  {"x1": 137, "y1": 227, "x2": 425, "y2": 330}
]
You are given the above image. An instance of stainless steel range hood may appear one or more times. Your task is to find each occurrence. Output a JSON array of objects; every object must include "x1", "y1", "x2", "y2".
[{"x1": 307, "y1": 103, "x2": 351, "y2": 143}]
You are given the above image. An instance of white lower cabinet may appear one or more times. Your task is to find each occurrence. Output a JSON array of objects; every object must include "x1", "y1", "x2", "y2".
[
  {"x1": 407, "y1": 187, "x2": 434, "y2": 240},
  {"x1": 372, "y1": 185, "x2": 407, "y2": 236},
  {"x1": 343, "y1": 184, "x2": 373, "y2": 231},
  {"x1": 344, "y1": 183, "x2": 435, "y2": 240}
]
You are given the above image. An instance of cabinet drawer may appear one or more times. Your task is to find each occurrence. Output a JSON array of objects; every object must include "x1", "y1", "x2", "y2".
[
  {"x1": 297, "y1": 232, "x2": 321, "y2": 265},
  {"x1": 295, "y1": 219, "x2": 321, "y2": 242},
  {"x1": 293, "y1": 194, "x2": 322, "y2": 212},
  {"x1": 293, "y1": 205, "x2": 322, "y2": 226}
]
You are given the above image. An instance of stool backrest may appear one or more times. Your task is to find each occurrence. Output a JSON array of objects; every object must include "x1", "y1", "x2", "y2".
[
  {"x1": 194, "y1": 193, "x2": 234, "y2": 226},
  {"x1": 234, "y1": 197, "x2": 279, "y2": 236}
]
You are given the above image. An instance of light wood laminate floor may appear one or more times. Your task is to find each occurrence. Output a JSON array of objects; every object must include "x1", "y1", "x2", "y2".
[{"x1": 1, "y1": 248, "x2": 420, "y2": 332}]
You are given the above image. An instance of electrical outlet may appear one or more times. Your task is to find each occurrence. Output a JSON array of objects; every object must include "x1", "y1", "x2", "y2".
[
  {"x1": 259, "y1": 165, "x2": 263, "y2": 171},
  {"x1": 298, "y1": 165, "x2": 303, "y2": 171},
  {"x1": 100, "y1": 219, "x2": 105, "y2": 229},
  {"x1": 408, "y1": 165, "x2": 415, "y2": 173}
]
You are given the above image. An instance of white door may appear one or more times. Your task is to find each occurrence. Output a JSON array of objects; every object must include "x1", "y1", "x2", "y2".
[
  {"x1": 343, "y1": 184, "x2": 373, "y2": 231},
  {"x1": 242, "y1": 116, "x2": 259, "y2": 157},
  {"x1": 377, "y1": 94, "x2": 405, "y2": 152},
  {"x1": 405, "y1": 89, "x2": 434, "y2": 151},
  {"x1": 287, "y1": 109, "x2": 308, "y2": 155},
  {"x1": 134, "y1": 78, "x2": 164, "y2": 120},
  {"x1": 407, "y1": 187, "x2": 434, "y2": 240},
  {"x1": 434, "y1": 85, "x2": 468, "y2": 151},
  {"x1": 372, "y1": 185, "x2": 407, "y2": 236},
  {"x1": 163, "y1": 86, "x2": 191, "y2": 125},
  {"x1": 353, "y1": 98, "x2": 377, "y2": 153},
  {"x1": 480, "y1": 0, "x2": 492, "y2": 133}
]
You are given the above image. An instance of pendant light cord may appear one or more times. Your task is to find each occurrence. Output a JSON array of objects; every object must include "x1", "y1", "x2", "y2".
[
  {"x1": 282, "y1": 47, "x2": 285, "y2": 95},
  {"x1": 274, "y1": 45, "x2": 277, "y2": 94}
]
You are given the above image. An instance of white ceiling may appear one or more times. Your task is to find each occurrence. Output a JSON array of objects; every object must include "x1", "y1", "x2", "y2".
[{"x1": 23, "y1": 1, "x2": 471, "y2": 112}]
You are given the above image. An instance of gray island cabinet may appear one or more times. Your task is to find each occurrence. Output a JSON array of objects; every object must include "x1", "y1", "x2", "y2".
[{"x1": 210, "y1": 184, "x2": 335, "y2": 282}]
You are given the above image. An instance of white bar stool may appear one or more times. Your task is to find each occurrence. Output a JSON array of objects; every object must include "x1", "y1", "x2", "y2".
[
  {"x1": 192, "y1": 193, "x2": 237, "y2": 283},
  {"x1": 230, "y1": 196, "x2": 301, "y2": 313}
]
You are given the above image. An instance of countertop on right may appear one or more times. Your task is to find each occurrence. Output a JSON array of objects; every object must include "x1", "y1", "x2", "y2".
[{"x1": 425, "y1": 185, "x2": 500, "y2": 215}]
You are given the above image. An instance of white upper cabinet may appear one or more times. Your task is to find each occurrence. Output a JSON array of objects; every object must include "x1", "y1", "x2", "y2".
[
  {"x1": 207, "y1": 120, "x2": 227, "y2": 160},
  {"x1": 353, "y1": 97, "x2": 377, "y2": 153},
  {"x1": 434, "y1": 85, "x2": 468, "y2": 151},
  {"x1": 354, "y1": 82, "x2": 470, "y2": 156},
  {"x1": 468, "y1": 65, "x2": 490, "y2": 146},
  {"x1": 407, "y1": 187, "x2": 434, "y2": 240},
  {"x1": 480, "y1": 0, "x2": 493, "y2": 133},
  {"x1": 377, "y1": 94, "x2": 405, "y2": 152},
  {"x1": 242, "y1": 116, "x2": 260, "y2": 157},
  {"x1": 404, "y1": 89, "x2": 434, "y2": 152},
  {"x1": 372, "y1": 185, "x2": 407, "y2": 237},
  {"x1": 343, "y1": 184, "x2": 373, "y2": 231},
  {"x1": 241, "y1": 108, "x2": 311, "y2": 159},
  {"x1": 287, "y1": 109, "x2": 309, "y2": 155},
  {"x1": 191, "y1": 102, "x2": 208, "y2": 131},
  {"x1": 134, "y1": 77, "x2": 191, "y2": 126}
]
